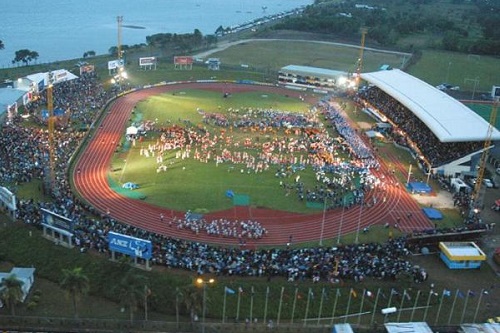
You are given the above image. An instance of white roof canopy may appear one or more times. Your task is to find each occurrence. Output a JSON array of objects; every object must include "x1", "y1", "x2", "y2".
[{"x1": 361, "y1": 69, "x2": 500, "y2": 143}]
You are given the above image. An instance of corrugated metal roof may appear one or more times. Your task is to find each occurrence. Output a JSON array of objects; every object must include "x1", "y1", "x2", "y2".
[
  {"x1": 360, "y1": 69, "x2": 500, "y2": 143},
  {"x1": 281, "y1": 65, "x2": 347, "y2": 79}
]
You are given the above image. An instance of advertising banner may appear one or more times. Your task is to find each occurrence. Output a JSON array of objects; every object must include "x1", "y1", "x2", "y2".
[
  {"x1": 108, "y1": 59, "x2": 124, "y2": 70},
  {"x1": 41, "y1": 208, "x2": 74, "y2": 232},
  {"x1": 108, "y1": 231, "x2": 152, "y2": 259},
  {"x1": 0, "y1": 187, "x2": 16, "y2": 211},
  {"x1": 174, "y1": 56, "x2": 193, "y2": 65},
  {"x1": 139, "y1": 57, "x2": 156, "y2": 66}
]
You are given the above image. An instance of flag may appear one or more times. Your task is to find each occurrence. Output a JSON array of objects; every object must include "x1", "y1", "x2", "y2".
[
  {"x1": 309, "y1": 289, "x2": 315, "y2": 300},
  {"x1": 366, "y1": 290, "x2": 373, "y2": 298},
  {"x1": 443, "y1": 289, "x2": 451, "y2": 297},
  {"x1": 458, "y1": 290, "x2": 465, "y2": 298},
  {"x1": 225, "y1": 287, "x2": 236, "y2": 295},
  {"x1": 238, "y1": 287, "x2": 244, "y2": 293},
  {"x1": 468, "y1": 290, "x2": 476, "y2": 297},
  {"x1": 350, "y1": 289, "x2": 357, "y2": 298}
]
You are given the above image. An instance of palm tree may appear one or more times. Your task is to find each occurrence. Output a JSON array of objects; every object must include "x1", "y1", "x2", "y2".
[
  {"x1": 60, "y1": 267, "x2": 90, "y2": 319},
  {"x1": 115, "y1": 269, "x2": 147, "y2": 322},
  {"x1": 0, "y1": 275, "x2": 24, "y2": 316},
  {"x1": 175, "y1": 287, "x2": 183, "y2": 328},
  {"x1": 181, "y1": 285, "x2": 204, "y2": 324}
]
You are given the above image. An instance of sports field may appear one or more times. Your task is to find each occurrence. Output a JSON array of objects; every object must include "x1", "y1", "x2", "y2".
[{"x1": 109, "y1": 88, "x2": 358, "y2": 213}]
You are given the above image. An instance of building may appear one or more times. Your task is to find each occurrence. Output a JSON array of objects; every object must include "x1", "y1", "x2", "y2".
[
  {"x1": 360, "y1": 69, "x2": 500, "y2": 177},
  {"x1": 439, "y1": 241, "x2": 487, "y2": 269},
  {"x1": 0, "y1": 267, "x2": 36, "y2": 302},
  {"x1": 278, "y1": 65, "x2": 348, "y2": 92}
]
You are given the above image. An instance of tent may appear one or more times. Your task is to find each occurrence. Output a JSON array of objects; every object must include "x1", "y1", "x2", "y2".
[
  {"x1": 408, "y1": 182, "x2": 432, "y2": 194},
  {"x1": 422, "y1": 207, "x2": 443, "y2": 220},
  {"x1": 126, "y1": 126, "x2": 138, "y2": 135},
  {"x1": 122, "y1": 182, "x2": 139, "y2": 190}
]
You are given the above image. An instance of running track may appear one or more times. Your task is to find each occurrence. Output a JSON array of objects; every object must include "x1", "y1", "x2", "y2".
[{"x1": 72, "y1": 82, "x2": 433, "y2": 247}]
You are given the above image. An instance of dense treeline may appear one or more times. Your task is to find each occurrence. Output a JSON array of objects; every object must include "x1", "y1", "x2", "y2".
[
  {"x1": 272, "y1": 0, "x2": 500, "y2": 55},
  {"x1": 145, "y1": 29, "x2": 217, "y2": 55}
]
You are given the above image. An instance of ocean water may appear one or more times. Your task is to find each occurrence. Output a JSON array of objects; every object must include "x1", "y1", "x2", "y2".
[{"x1": 0, "y1": 0, "x2": 312, "y2": 68}]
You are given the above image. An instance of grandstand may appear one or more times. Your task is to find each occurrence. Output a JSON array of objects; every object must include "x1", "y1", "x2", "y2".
[
  {"x1": 359, "y1": 69, "x2": 500, "y2": 176},
  {"x1": 278, "y1": 65, "x2": 348, "y2": 92}
]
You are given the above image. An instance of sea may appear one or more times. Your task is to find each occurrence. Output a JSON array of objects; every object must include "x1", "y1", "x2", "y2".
[{"x1": 0, "y1": 0, "x2": 313, "y2": 69}]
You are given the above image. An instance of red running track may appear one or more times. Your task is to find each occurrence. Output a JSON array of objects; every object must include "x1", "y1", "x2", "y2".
[{"x1": 72, "y1": 82, "x2": 433, "y2": 247}]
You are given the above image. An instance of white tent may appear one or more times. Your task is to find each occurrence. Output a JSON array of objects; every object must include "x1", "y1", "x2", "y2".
[{"x1": 126, "y1": 126, "x2": 138, "y2": 135}]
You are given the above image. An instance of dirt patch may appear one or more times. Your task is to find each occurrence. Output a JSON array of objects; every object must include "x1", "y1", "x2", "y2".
[
  {"x1": 411, "y1": 191, "x2": 455, "y2": 209},
  {"x1": 357, "y1": 121, "x2": 372, "y2": 130}
]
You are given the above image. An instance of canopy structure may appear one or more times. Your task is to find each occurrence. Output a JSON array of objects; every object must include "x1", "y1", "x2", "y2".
[
  {"x1": 422, "y1": 207, "x2": 443, "y2": 220},
  {"x1": 361, "y1": 69, "x2": 500, "y2": 143}
]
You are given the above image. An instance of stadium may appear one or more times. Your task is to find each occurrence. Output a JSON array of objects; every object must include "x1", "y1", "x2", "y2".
[{"x1": 0, "y1": 52, "x2": 499, "y2": 331}]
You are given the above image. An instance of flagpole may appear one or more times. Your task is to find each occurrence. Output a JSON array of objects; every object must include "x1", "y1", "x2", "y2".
[
  {"x1": 410, "y1": 290, "x2": 421, "y2": 322},
  {"x1": 396, "y1": 289, "x2": 406, "y2": 322},
  {"x1": 250, "y1": 286, "x2": 254, "y2": 322},
  {"x1": 330, "y1": 289, "x2": 340, "y2": 326},
  {"x1": 317, "y1": 288, "x2": 325, "y2": 325},
  {"x1": 236, "y1": 287, "x2": 241, "y2": 322},
  {"x1": 447, "y1": 289, "x2": 459, "y2": 325},
  {"x1": 434, "y1": 289, "x2": 446, "y2": 325},
  {"x1": 222, "y1": 287, "x2": 227, "y2": 324},
  {"x1": 277, "y1": 286, "x2": 285, "y2": 326},
  {"x1": 384, "y1": 289, "x2": 394, "y2": 323},
  {"x1": 357, "y1": 289, "x2": 366, "y2": 325},
  {"x1": 291, "y1": 288, "x2": 298, "y2": 324},
  {"x1": 472, "y1": 289, "x2": 484, "y2": 323},
  {"x1": 370, "y1": 289, "x2": 381, "y2": 326},
  {"x1": 460, "y1": 290, "x2": 470, "y2": 324},
  {"x1": 344, "y1": 288, "x2": 353, "y2": 324},
  {"x1": 263, "y1": 286, "x2": 270, "y2": 324},
  {"x1": 304, "y1": 287, "x2": 312, "y2": 327},
  {"x1": 423, "y1": 290, "x2": 433, "y2": 322}
]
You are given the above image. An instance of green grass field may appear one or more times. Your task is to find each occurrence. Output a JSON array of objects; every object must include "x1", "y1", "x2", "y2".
[{"x1": 109, "y1": 89, "x2": 361, "y2": 213}]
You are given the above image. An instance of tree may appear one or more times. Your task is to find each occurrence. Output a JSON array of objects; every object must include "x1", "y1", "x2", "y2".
[
  {"x1": 115, "y1": 269, "x2": 147, "y2": 322},
  {"x1": 12, "y1": 49, "x2": 39, "y2": 66},
  {"x1": 0, "y1": 275, "x2": 24, "y2": 316},
  {"x1": 60, "y1": 267, "x2": 90, "y2": 319},
  {"x1": 83, "y1": 50, "x2": 96, "y2": 58}
]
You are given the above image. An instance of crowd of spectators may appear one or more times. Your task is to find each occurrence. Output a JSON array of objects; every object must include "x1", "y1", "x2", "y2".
[
  {"x1": 357, "y1": 86, "x2": 483, "y2": 167},
  {"x1": 1, "y1": 77, "x2": 431, "y2": 283},
  {"x1": 172, "y1": 215, "x2": 267, "y2": 239}
]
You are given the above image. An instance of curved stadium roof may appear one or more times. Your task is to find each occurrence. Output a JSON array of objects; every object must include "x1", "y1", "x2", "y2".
[{"x1": 360, "y1": 69, "x2": 500, "y2": 143}]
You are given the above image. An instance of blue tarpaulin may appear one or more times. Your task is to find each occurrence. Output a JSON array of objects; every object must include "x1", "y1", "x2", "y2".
[
  {"x1": 408, "y1": 181, "x2": 432, "y2": 194},
  {"x1": 422, "y1": 207, "x2": 443, "y2": 220}
]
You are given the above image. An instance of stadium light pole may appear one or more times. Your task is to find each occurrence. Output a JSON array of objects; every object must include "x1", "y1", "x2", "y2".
[{"x1": 196, "y1": 277, "x2": 215, "y2": 333}]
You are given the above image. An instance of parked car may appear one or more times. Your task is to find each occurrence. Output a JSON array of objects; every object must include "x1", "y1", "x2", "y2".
[
  {"x1": 483, "y1": 179, "x2": 494, "y2": 188},
  {"x1": 436, "y1": 83, "x2": 460, "y2": 91}
]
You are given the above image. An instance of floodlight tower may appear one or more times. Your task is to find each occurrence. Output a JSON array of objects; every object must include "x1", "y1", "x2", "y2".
[
  {"x1": 469, "y1": 101, "x2": 498, "y2": 218},
  {"x1": 47, "y1": 72, "x2": 56, "y2": 189},
  {"x1": 355, "y1": 27, "x2": 368, "y2": 84},
  {"x1": 117, "y1": 16, "x2": 123, "y2": 61}
]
